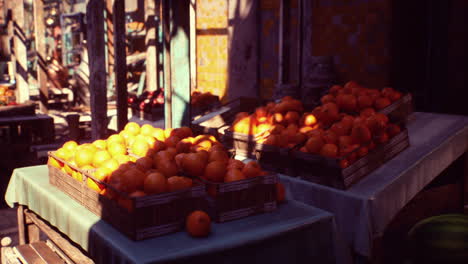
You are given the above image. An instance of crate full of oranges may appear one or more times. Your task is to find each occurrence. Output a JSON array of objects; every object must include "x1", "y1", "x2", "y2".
[{"x1": 48, "y1": 123, "x2": 283, "y2": 239}]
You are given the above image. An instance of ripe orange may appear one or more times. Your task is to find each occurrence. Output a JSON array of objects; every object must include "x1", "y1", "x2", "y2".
[
  {"x1": 144, "y1": 172, "x2": 168, "y2": 194},
  {"x1": 227, "y1": 159, "x2": 245, "y2": 170},
  {"x1": 303, "y1": 113, "x2": 317, "y2": 127},
  {"x1": 131, "y1": 139, "x2": 150, "y2": 157},
  {"x1": 75, "y1": 147, "x2": 96, "y2": 168},
  {"x1": 204, "y1": 161, "x2": 227, "y2": 182},
  {"x1": 124, "y1": 122, "x2": 141, "y2": 135},
  {"x1": 119, "y1": 130, "x2": 133, "y2": 144},
  {"x1": 305, "y1": 136, "x2": 324, "y2": 153},
  {"x1": 176, "y1": 140, "x2": 192, "y2": 154},
  {"x1": 208, "y1": 150, "x2": 229, "y2": 163},
  {"x1": 167, "y1": 176, "x2": 193, "y2": 192},
  {"x1": 87, "y1": 178, "x2": 104, "y2": 193},
  {"x1": 152, "y1": 127, "x2": 166, "y2": 142},
  {"x1": 320, "y1": 94, "x2": 335, "y2": 104},
  {"x1": 48, "y1": 157, "x2": 63, "y2": 169},
  {"x1": 63, "y1": 141, "x2": 78, "y2": 152},
  {"x1": 338, "y1": 135, "x2": 353, "y2": 148},
  {"x1": 186, "y1": 210, "x2": 211, "y2": 237},
  {"x1": 182, "y1": 153, "x2": 207, "y2": 177},
  {"x1": 242, "y1": 161, "x2": 262, "y2": 178},
  {"x1": 122, "y1": 167, "x2": 146, "y2": 191},
  {"x1": 165, "y1": 135, "x2": 181, "y2": 148},
  {"x1": 93, "y1": 167, "x2": 112, "y2": 182},
  {"x1": 114, "y1": 154, "x2": 131, "y2": 165},
  {"x1": 224, "y1": 169, "x2": 246, "y2": 182},
  {"x1": 136, "y1": 156, "x2": 154, "y2": 171},
  {"x1": 55, "y1": 147, "x2": 74, "y2": 162},
  {"x1": 351, "y1": 125, "x2": 372, "y2": 144},
  {"x1": 92, "y1": 139, "x2": 107, "y2": 150},
  {"x1": 107, "y1": 134, "x2": 126, "y2": 146},
  {"x1": 92, "y1": 150, "x2": 112, "y2": 168},
  {"x1": 374, "y1": 97, "x2": 391, "y2": 110},
  {"x1": 329, "y1": 85, "x2": 342, "y2": 95},
  {"x1": 273, "y1": 113, "x2": 284, "y2": 124},
  {"x1": 320, "y1": 144, "x2": 339, "y2": 158},
  {"x1": 284, "y1": 111, "x2": 300, "y2": 124},
  {"x1": 157, "y1": 159, "x2": 179, "y2": 177},
  {"x1": 140, "y1": 124, "x2": 155, "y2": 136},
  {"x1": 337, "y1": 94, "x2": 358, "y2": 112},
  {"x1": 360, "y1": 108, "x2": 376, "y2": 118},
  {"x1": 107, "y1": 142, "x2": 127, "y2": 157},
  {"x1": 366, "y1": 115, "x2": 387, "y2": 134},
  {"x1": 330, "y1": 122, "x2": 350, "y2": 137},
  {"x1": 389, "y1": 91, "x2": 402, "y2": 102},
  {"x1": 323, "y1": 130, "x2": 338, "y2": 145},
  {"x1": 174, "y1": 153, "x2": 186, "y2": 168},
  {"x1": 171, "y1": 126, "x2": 193, "y2": 139},
  {"x1": 276, "y1": 183, "x2": 286, "y2": 203},
  {"x1": 357, "y1": 95, "x2": 373, "y2": 110}
]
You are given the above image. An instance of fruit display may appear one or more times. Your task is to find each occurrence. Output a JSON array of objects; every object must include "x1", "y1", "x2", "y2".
[
  {"x1": 48, "y1": 122, "x2": 284, "y2": 235},
  {"x1": 230, "y1": 96, "x2": 309, "y2": 149},
  {"x1": 128, "y1": 90, "x2": 164, "y2": 121},
  {"x1": 0, "y1": 86, "x2": 17, "y2": 106}
]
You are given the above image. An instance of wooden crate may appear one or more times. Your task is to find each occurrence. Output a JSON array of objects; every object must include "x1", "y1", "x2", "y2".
[
  {"x1": 0, "y1": 102, "x2": 36, "y2": 117},
  {"x1": 290, "y1": 128, "x2": 410, "y2": 189},
  {"x1": 379, "y1": 93, "x2": 413, "y2": 125},
  {"x1": 200, "y1": 174, "x2": 277, "y2": 222},
  {"x1": 48, "y1": 152, "x2": 207, "y2": 241},
  {"x1": 0, "y1": 114, "x2": 54, "y2": 145}
]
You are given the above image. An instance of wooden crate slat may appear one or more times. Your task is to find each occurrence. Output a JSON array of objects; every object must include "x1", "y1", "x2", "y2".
[
  {"x1": 29, "y1": 241, "x2": 65, "y2": 264},
  {"x1": 14, "y1": 244, "x2": 47, "y2": 264}
]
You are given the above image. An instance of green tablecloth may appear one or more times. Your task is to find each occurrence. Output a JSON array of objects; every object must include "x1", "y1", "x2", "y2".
[{"x1": 5, "y1": 165, "x2": 343, "y2": 264}]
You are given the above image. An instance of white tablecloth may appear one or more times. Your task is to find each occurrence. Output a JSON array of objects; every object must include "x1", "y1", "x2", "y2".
[{"x1": 280, "y1": 112, "x2": 468, "y2": 257}]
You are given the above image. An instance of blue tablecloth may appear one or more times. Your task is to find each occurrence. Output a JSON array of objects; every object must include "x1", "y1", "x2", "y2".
[
  {"x1": 5, "y1": 165, "x2": 346, "y2": 264},
  {"x1": 280, "y1": 112, "x2": 468, "y2": 257}
]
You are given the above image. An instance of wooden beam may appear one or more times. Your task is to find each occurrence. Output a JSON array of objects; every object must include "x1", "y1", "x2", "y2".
[
  {"x1": 162, "y1": 0, "x2": 172, "y2": 129},
  {"x1": 189, "y1": 0, "x2": 196, "y2": 93},
  {"x1": 113, "y1": 0, "x2": 128, "y2": 131},
  {"x1": 145, "y1": 0, "x2": 158, "y2": 92},
  {"x1": 87, "y1": 0, "x2": 108, "y2": 140},
  {"x1": 169, "y1": 0, "x2": 191, "y2": 127},
  {"x1": 33, "y1": 0, "x2": 48, "y2": 113},
  {"x1": 24, "y1": 209, "x2": 94, "y2": 264},
  {"x1": 12, "y1": 0, "x2": 29, "y2": 103}
]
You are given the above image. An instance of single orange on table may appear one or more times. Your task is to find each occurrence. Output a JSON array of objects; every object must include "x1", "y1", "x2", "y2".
[{"x1": 186, "y1": 210, "x2": 211, "y2": 237}]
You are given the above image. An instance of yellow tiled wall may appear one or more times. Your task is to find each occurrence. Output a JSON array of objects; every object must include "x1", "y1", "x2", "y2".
[{"x1": 195, "y1": 0, "x2": 228, "y2": 99}]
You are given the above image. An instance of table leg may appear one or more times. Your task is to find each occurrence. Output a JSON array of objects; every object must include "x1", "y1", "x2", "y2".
[
  {"x1": 17, "y1": 205, "x2": 26, "y2": 245},
  {"x1": 17, "y1": 205, "x2": 41, "y2": 245}
]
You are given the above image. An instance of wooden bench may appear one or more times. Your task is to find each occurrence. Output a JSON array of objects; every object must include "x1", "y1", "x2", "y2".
[{"x1": 1, "y1": 240, "x2": 66, "y2": 264}]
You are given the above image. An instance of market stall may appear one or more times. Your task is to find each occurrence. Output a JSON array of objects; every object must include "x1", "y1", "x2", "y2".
[{"x1": 5, "y1": 165, "x2": 345, "y2": 264}]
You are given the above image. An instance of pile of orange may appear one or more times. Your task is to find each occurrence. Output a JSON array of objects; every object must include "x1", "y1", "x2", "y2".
[
  {"x1": 311, "y1": 81, "x2": 403, "y2": 127},
  {"x1": 48, "y1": 123, "x2": 283, "y2": 211},
  {"x1": 297, "y1": 81, "x2": 403, "y2": 168},
  {"x1": 231, "y1": 96, "x2": 311, "y2": 148}
]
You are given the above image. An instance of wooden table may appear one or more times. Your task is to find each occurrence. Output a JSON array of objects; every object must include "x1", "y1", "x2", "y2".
[{"x1": 6, "y1": 166, "x2": 345, "y2": 264}]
